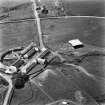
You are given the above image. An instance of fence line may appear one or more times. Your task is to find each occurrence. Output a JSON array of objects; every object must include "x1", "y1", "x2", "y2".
[{"x1": 0, "y1": 15, "x2": 105, "y2": 24}]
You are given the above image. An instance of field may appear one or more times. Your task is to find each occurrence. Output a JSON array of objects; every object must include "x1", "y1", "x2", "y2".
[{"x1": 0, "y1": 0, "x2": 105, "y2": 105}]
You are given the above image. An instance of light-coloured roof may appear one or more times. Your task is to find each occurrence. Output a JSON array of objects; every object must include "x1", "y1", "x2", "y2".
[{"x1": 68, "y1": 39, "x2": 83, "y2": 47}]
